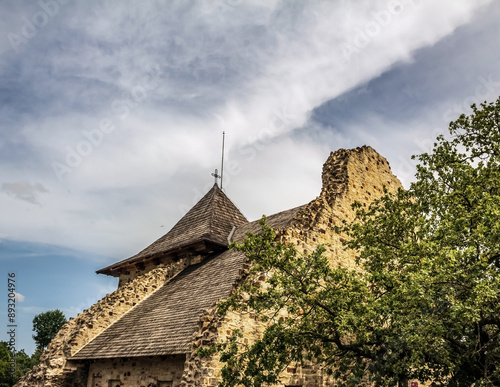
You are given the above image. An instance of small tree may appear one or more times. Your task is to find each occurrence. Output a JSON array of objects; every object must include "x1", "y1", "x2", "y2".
[{"x1": 32, "y1": 310, "x2": 66, "y2": 350}]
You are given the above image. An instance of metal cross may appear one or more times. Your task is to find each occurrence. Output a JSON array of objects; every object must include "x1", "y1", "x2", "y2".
[{"x1": 211, "y1": 168, "x2": 221, "y2": 185}]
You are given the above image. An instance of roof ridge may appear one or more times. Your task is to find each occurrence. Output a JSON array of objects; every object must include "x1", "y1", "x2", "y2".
[
  {"x1": 219, "y1": 187, "x2": 248, "y2": 226},
  {"x1": 206, "y1": 183, "x2": 219, "y2": 238}
]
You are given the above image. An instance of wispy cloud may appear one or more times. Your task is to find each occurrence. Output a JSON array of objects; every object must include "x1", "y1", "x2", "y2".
[
  {"x1": 15, "y1": 292, "x2": 25, "y2": 302},
  {"x1": 1, "y1": 181, "x2": 49, "y2": 204},
  {"x1": 0, "y1": 0, "x2": 498, "y2": 259},
  {"x1": 1, "y1": 0, "x2": 499, "y2": 358}
]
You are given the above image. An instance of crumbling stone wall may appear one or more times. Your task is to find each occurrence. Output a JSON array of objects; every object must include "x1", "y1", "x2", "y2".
[
  {"x1": 185, "y1": 146, "x2": 403, "y2": 386},
  {"x1": 282, "y1": 146, "x2": 402, "y2": 268},
  {"x1": 182, "y1": 308, "x2": 262, "y2": 387},
  {"x1": 184, "y1": 306, "x2": 337, "y2": 387},
  {"x1": 118, "y1": 254, "x2": 205, "y2": 286},
  {"x1": 15, "y1": 259, "x2": 188, "y2": 387}
]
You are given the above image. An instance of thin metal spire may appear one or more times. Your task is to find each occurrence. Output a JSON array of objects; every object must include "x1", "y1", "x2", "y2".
[
  {"x1": 211, "y1": 132, "x2": 226, "y2": 188},
  {"x1": 221, "y1": 131, "x2": 225, "y2": 190}
]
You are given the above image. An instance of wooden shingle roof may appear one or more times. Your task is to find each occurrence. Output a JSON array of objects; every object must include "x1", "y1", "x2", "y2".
[
  {"x1": 72, "y1": 206, "x2": 304, "y2": 360},
  {"x1": 232, "y1": 205, "x2": 306, "y2": 242},
  {"x1": 98, "y1": 184, "x2": 248, "y2": 276},
  {"x1": 72, "y1": 249, "x2": 246, "y2": 359}
]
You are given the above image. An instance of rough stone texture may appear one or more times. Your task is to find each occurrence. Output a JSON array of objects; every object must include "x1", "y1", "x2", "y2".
[
  {"x1": 15, "y1": 260, "x2": 188, "y2": 387},
  {"x1": 86, "y1": 355, "x2": 185, "y2": 387},
  {"x1": 16, "y1": 146, "x2": 404, "y2": 387},
  {"x1": 184, "y1": 307, "x2": 339, "y2": 387},
  {"x1": 282, "y1": 146, "x2": 402, "y2": 268}
]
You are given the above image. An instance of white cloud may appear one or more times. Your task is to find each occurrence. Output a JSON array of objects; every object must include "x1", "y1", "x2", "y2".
[
  {"x1": 2, "y1": 0, "x2": 499, "y2": 360},
  {"x1": 14, "y1": 292, "x2": 25, "y2": 302},
  {"x1": 1, "y1": 181, "x2": 49, "y2": 205},
  {"x1": 0, "y1": 0, "x2": 497, "y2": 260}
]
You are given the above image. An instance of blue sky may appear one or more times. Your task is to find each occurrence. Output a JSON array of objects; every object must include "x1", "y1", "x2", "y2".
[{"x1": 0, "y1": 0, "x2": 499, "y2": 355}]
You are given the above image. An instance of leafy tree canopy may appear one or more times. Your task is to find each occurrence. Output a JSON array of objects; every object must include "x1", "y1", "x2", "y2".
[
  {"x1": 32, "y1": 309, "x2": 66, "y2": 350},
  {"x1": 0, "y1": 342, "x2": 41, "y2": 387},
  {"x1": 209, "y1": 98, "x2": 500, "y2": 387},
  {"x1": 0, "y1": 342, "x2": 13, "y2": 387}
]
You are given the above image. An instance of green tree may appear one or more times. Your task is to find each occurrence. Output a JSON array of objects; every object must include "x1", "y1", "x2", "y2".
[
  {"x1": 0, "y1": 342, "x2": 14, "y2": 387},
  {"x1": 29, "y1": 347, "x2": 42, "y2": 367},
  {"x1": 32, "y1": 309, "x2": 66, "y2": 350},
  {"x1": 0, "y1": 343, "x2": 38, "y2": 387},
  {"x1": 13, "y1": 350, "x2": 33, "y2": 381},
  {"x1": 210, "y1": 98, "x2": 500, "y2": 386}
]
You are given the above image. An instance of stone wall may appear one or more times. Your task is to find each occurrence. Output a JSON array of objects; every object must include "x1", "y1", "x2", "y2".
[
  {"x1": 182, "y1": 307, "x2": 267, "y2": 387},
  {"x1": 185, "y1": 308, "x2": 337, "y2": 387},
  {"x1": 282, "y1": 146, "x2": 402, "y2": 268},
  {"x1": 87, "y1": 355, "x2": 185, "y2": 387},
  {"x1": 15, "y1": 260, "x2": 189, "y2": 387},
  {"x1": 117, "y1": 254, "x2": 205, "y2": 287}
]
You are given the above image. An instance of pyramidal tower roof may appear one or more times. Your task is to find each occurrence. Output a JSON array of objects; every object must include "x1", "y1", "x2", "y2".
[{"x1": 98, "y1": 184, "x2": 248, "y2": 276}]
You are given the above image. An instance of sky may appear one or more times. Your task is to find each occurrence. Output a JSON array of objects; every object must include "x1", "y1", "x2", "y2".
[{"x1": 0, "y1": 0, "x2": 499, "y2": 355}]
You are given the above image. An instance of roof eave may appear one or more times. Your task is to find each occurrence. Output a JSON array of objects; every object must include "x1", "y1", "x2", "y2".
[{"x1": 96, "y1": 237, "x2": 229, "y2": 276}]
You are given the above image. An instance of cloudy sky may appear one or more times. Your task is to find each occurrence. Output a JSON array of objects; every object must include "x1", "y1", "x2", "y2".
[{"x1": 1, "y1": 0, "x2": 499, "y2": 355}]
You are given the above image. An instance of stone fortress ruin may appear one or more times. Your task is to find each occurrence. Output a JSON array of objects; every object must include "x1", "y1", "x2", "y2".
[{"x1": 16, "y1": 146, "x2": 403, "y2": 387}]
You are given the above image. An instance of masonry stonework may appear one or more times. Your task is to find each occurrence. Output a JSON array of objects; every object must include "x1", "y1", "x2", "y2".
[
  {"x1": 15, "y1": 260, "x2": 189, "y2": 387},
  {"x1": 16, "y1": 146, "x2": 403, "y2": 387},
  {"x1": 282, "y1": 146, "x2": 402, "y2": 267},
  {"x1": 86, "y1": 355, "x2": 185, "y2": 387}
]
